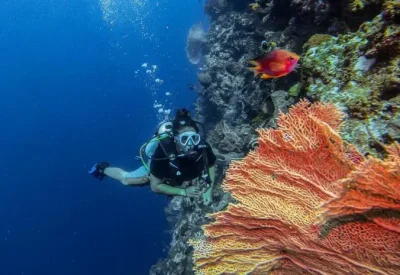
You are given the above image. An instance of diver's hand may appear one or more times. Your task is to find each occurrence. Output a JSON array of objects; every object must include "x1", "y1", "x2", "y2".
[
  {"x1": 202, "y1": 187, "x2": 213, "y2": 205},
  {"x1": 184, "y1": 186, "x2": 201, "y2": 197},
  {"x1": 88, "y1": 161, "x2": 110, "y2": 180}
]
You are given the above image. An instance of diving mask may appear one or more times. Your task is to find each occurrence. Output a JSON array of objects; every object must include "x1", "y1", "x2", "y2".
[{"x1": 176, "y1": 131, "x2": 201, "y2": 146}]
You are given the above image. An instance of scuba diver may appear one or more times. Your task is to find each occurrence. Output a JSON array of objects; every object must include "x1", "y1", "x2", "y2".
[
  {"x1": 149, "y1": 108, "x2": 216, "y2": 205},
  {"x1": 89, "y1": 119, "x2": 173, "y2": 186},
  {"x1": 89, "y1": 108, "x2": 217, "y2": 205},
  {"x1": 89, "y1": 109, "x2": 216, "y2": 205}
]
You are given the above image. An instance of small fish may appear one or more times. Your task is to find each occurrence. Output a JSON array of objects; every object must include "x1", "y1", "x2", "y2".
[{"x1": 248, "y1": 49, "x2": 300, "y2": 79}]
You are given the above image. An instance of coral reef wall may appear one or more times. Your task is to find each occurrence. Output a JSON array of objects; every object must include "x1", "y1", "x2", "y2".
[{"x1": 151, "y1": 0, "x2": 400, "y2": 274}]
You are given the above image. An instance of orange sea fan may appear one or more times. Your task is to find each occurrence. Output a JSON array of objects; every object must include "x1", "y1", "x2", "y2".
[
  {"x1": 189, "y1": 100, "x2": 400, "y2": 275},
  {"x1": 322, "y1": 142, "x2": 400, "y2": 232}
]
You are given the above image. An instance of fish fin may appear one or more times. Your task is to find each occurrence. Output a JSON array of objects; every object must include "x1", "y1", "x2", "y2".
[
  {"x1": 261, "y1": 73, "x2": 274, "y2": 79},
  {"x1": 248, "y1": 60, "x2": 259, "y2": 66},
  {"x1": 247, "y1": 60, "x2": 261, "y2": 76},
  {"x1": 269, "y1": 62, "x2": 286, "y2": 72},
  {"x1": 247, "y1": 66, "x2": 261, "y2": 76}
]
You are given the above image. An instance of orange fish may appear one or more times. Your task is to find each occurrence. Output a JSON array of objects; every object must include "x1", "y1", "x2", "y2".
[{"x1": 248, "y1": 49, "x2": 300, "y2": 79}]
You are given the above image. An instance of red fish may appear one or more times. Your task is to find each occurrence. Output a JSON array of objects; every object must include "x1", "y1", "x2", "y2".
[{"x1": 248, "y1": 49, "x2": 300, "y2": 79}]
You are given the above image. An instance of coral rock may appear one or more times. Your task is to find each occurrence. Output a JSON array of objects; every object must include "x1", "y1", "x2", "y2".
[
  {"x1": 301, "y1": 6, "x2": 400, "y2": 154},
  {"x1": 198, "y1": 73, "x2": 213, "y2": 88}
]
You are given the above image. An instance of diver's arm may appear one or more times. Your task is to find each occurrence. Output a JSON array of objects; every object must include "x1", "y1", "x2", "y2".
[
  {"x1": 209, "y1": 165, "x2": 216, "y2": 185},
  {"x1": 208, "y1": 165, "x2": 216, "y2": 190},
  {"x1": 149, "y1": 174, "x2": 186, "y2": 196},
  {"x1": 201, "y1": 165, "x2": 216, "y2": 205}
]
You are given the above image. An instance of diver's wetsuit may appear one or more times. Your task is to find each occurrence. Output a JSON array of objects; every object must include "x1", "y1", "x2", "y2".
[{"x1": 150, "y1": 141, "x2": 216, "y2": 187}]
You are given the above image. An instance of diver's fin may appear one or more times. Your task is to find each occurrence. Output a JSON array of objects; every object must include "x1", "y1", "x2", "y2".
[{"x1": 269, "y1": 62, "x2": 286, "y2": 72}]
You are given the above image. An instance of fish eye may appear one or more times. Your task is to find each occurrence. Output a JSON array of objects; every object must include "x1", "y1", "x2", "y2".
[{"x1": 289, "y1": 56, "x2": 294, "y2": 60}]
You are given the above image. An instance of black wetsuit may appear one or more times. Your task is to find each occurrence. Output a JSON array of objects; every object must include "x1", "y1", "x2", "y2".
[{"x1": 150, "y1": 141, "x2": 216, "y2": 186}]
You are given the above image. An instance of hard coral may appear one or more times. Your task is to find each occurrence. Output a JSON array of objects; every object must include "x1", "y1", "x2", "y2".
[{"x1": 190, "y1": 100, "x2": 400, "y2": 275}]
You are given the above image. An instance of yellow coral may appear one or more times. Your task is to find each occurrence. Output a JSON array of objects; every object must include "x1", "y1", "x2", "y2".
[
  {"x1": 303, "y1": 34, "x2": 333, "y2": 51},
  {"x1": 249, "y1": 2, "x2": 260, "y2": 11},
  {"x1": 350, "y1": 0, "x2": 365, "y2": 12},
  {"x1": 383, "y1": 0, "x2": 400, "y2": 20}
]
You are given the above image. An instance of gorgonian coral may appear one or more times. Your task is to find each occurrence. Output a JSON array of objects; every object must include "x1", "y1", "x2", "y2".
[
  {"x1": 189, "y1": 100, "x2": 400, "y2": 275},
  {"x1": 186, "y1": 23, "x2": 207, "y2": 65}
]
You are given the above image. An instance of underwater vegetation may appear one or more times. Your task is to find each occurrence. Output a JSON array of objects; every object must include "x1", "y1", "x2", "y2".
[{"x1": 189, "y1": 100, "x2": 400, "y2": 274}]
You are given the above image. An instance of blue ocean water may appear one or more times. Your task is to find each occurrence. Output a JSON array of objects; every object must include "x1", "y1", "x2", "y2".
[{"x1": 0, "y1": 0, "x2": 207, "y2": 274}]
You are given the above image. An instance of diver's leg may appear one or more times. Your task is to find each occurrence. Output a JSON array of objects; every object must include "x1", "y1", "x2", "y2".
[
  {"x1": 102, "y1": 167, "x2": 148, "y2": 186},
  {"x1": 103, "y1": 167, "x2": 128, "y2": 181},
  {"x1": 89, "y1": 163, "x2": 147, "y2": 185},
  {"x1": 123, "y1": 166, "x2": 149, "y2": 185}
]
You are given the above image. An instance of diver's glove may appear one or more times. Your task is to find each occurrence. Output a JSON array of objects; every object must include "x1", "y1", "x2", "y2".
[{"x1": 88, "y1": 161, "x2": 110, "y2": 180}]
